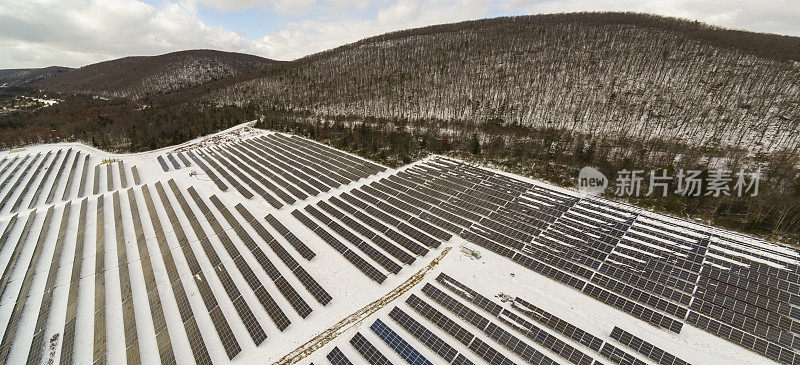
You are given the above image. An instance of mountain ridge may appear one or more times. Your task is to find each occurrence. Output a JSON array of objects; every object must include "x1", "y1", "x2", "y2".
[
  {"x1": 202, "y1": 12, "x2": 800, "y2": 152},
  {"x1": 25, "y1": 49, "x2": 278, "y2": 98}
]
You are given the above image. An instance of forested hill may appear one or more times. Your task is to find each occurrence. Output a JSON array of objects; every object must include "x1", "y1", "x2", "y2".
[
  {"x1": 207, "y1": 12, "x2": 800, "y2": 152},
  {"x1": 34, "y1": 50, "x2": 277, "y2": 98},
  {"x1": 0, "y1": 66, "x2": 72, "y2": 89}
]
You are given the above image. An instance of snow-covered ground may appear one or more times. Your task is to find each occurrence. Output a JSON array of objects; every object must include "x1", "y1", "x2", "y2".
[{"x1": 0, "y1": 121, "x2": 794, "y2": 365}]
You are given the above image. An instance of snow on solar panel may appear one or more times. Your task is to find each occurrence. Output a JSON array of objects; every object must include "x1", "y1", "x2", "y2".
[{"x1": 0, "y1": 125, "x2": 797, "y2": 364}]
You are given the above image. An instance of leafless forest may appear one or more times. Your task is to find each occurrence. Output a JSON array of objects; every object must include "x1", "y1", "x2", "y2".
[
  {"x1": 211, "y1": 13, "x2": 800, "y2": 153},
  {"x1": 1, "y1": 12, "x2": 798, "y2": 242}
]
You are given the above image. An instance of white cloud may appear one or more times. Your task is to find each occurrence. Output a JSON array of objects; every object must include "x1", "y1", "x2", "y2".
[
  {"x1": 0, "y1": 0, "x2": 797, "y2": 69},
  {"x1": 253, "y1": 0, "x2": 494, "y2": 60},
  {"x1": 0, "y1": 0, "x2": 254, "y2": 67}
]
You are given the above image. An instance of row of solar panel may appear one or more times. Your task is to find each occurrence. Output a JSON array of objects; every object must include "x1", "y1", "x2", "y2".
[
  {"x1": 394, "y1": 160, "x2": 691, "y2": 335},
  {"x1": 0, "y1": 150, "x2": 141, "y2": 214},
  {"x1": 435, "y1": 273, "x2": 595, "y2": 365},
  {"x1": 180, "y1": 133, "x2": 387, "y2": 207},
  {"x1": 0, "y1": 178, "x2": 333, "y2": 364},
  {"x1": 0, "y1": 189, "x2": 191, "y2": 364},
  {"x1": 291, "y1": 208, "x2": 387, "y2": 284},
  {"x1": 157, "y1": 152, "x2": 192, "y2": 171},
  {"x1": 286, "y1": 175, "x2": 467, "y2": 284},
  {"x1": 416, "y1": 157, "x2": 800, "y2": 364},
  {"x1": 694, "y1": 256, "x2": 800, "y2": 363},
  {"x1": 433, "y1": 273, "x2": 678, "y2": 365},
  {"x1": 404, "y1": 159, "x2": 692, "y2": 338},
  {"x1": 610, "y1": 326, "x2": 689, "y2": 365}
]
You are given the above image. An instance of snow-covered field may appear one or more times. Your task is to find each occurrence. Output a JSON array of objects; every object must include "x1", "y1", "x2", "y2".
[{"x1": 0, "y1": 122, "x2": 795, "y2": 365}]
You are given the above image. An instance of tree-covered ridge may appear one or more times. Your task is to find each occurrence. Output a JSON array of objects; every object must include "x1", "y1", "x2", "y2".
[
  {"x1": 35, "y1": 50, "x2": 278, "y2": 98},
  {"x1": 210, "y1": 13, "x2": 799, "y2": 152}
]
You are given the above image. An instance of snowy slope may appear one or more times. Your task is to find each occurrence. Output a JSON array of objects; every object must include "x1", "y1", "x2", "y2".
[{"x1": 0, "y1": 121, "x2": 796, "y2": 365}]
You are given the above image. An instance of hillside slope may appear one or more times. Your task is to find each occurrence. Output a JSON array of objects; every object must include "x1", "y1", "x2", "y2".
[
  {"x1": 35, "y1": 49, "x2": 277, "y2": 98},
  {"x1": 208, "y1": 13, "x2": 800, "y2": 152},
  {"x1": 0, "y1": 66, "x2": 72, "y2": 88}
]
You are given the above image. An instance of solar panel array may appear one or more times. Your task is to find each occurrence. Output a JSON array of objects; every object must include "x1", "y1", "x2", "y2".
[
  {"x1": 184, "y1": 133, "x2": 387, "y2": 206},
  {"x1": 0, "y1": 151, "x2": 143, "y2": 215},
  {"x1": 0, "y1": 173, "x2": 336, "y2": 363},
  {"x1": 327, "y1": 346, "x2": 354, "y2": 365},
  {"x1": 306, "y1": 156, "x2": 798, "y2": 364},
  {"x1": 350, "y1": 332, "x2": 393, "y2": 365},
  {"x1": 157, "y1": 152, "x2": 194, "y2": 171},
  {"x1": 371, "y1": 318, "x2": 433, "y2": 365},
  {"x1": 1, "y1": 132, "x2": 798, "y2": 364},
  {"x1": 610, "y1": 326, "x2": 689, "y2": 365}
]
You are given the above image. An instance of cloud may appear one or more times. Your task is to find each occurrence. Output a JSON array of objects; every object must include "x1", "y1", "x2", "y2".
[
  {"x1": 253, "y1": 0, "x2": 494, "y2": 60},
  {"x1": 0, "y1": 0, "x2": 252, "y2": 67},
  {"x1": 0, "y1": 0, "x2": 797, "y2": 69}
]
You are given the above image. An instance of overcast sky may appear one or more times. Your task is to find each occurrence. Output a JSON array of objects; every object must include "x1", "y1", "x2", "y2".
[{"x1": 0, "y1": 0, "x2": 797, "y2": 69}]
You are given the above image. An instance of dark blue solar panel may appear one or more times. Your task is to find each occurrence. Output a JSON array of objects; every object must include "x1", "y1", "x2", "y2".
[{"x1": 371, "y1": 319, "x2": 432, "y2": 365}]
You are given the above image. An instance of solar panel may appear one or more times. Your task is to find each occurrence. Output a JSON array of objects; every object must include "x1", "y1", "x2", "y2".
[
  {"x1": 28, "y1": 149, "x2": 64, "y2": 208},
  {"x1": 0, "y1": 211, "x2": 36, "y2": 301},
  {"x1": 202, "y1": 149, "x2": 254, "y2": 198},
  {"x1": 328, "y1": 346, "x2": 354, "y2": 365},
  {"x1": 371, "y1": 318, "x2": 433, "y2": 365},
  {"x1": 267, "y1": 135, "x2": 362, "y2": 182},
  {"x1": 157, "y1": 181, "x2": 241, "y2": 359},
  {"x1": 59, "y1": 198, "x2": 87, "y2": 365},
  {"x1": 92, "y1": 163, "x2": 102, "y2": 195},
  {"x1": 219, "y1": 149, "x2": 282, "y2": 208},
  {"x1": 236, "y1": 142, "x2": 308, "y2": 200},
  {"x1": 314, "y1": 202, "x2": 402, "y2": 274},
  {"x1": 186, "y1": 150, "x2": 227, "y2": 191},
  {"x1": 0, "y1": 206, "x2": 55, "y2": 363},
  {"x1": 76, "y1": 154, "x2": 91, "y2": 198},
  {"x1": 264, "y1": 213, "x2": 316, "y2": 260},
  {"x1": 26, "y1": 202, "x2": 71, "y2": 365},
  {"x1": 167, "y1": 153, "x2": 181, "y2": 169},
  {"x1": 127, "y1": 188, "x2": 176, "y2": 363},
  {"x1": 438, "y1": 272, "x2": 602, "y2": 365},
  {"x1": 131, "y1": 165, "x2": 142, "y2": 185},
  {"x1": 0, "y1": 213, "x2": 19, "y2": 262},
  {"x1": 157, "y1": 155, "x2": 170, "y2": 171},
  {"x1": 388, "y1": 307, "x2": 462, "y2": 363},
  {"x1": 260, "y1": 135, "x2": 347, "y2": 186},
  {"x1": 210, "y1": 195, "x2": 312, "y2": 318},
  {"x1": 350, "y1": 332, "x2": 392, "y2": 365},
  {"x1": 293, "y1": 208, "x2": 388, "y2": 283},
  {"x1": 236, "y1": 206, "x2": 331, "y2": 306},
  {"x1": 104, "y1": 164, "x2": 113, "y2": 192},
  {"x1": 187, "y1": 187, "x2": 288, "y2": 332},
  {"x1": 421, "y1": 283, "x2": 558, "y2": 364},
  {"x1": 610, "y1": 327, "x2": 689, "y2": 365},
  {"x1": 55, "y1": 151, "x2": 81, "y2": 200},
  {"x1": 170, "y1": 180, "x2": 268, "y2": 343},
  {"x1": 0, "y1": 155, "x2": 19, "y2": 182},
  {"x1": 241, "y1": 140, "x2": 319, "y2": 196},
  {"x1": 118, "y1": 161, "x2": 128, "y2": 188},
  {"x1": 226, "y1": 146, "x2": 292, "y2": 206},
  {"x1": 337, "y1": 197, "x2": 424, "y2": 257},
  {"x1": 599, "y1": 342, "x2": 648, "y2": 365},
  {"x1": 0, "y1": 154, "x2": 30, "y2": 191},
  {"x1": 405, "y1": 294, "x2": 475, "y2": 346},
  {"x1": 112, "y1": 191, "x2": 141, "y2": 363},
  {"x1": 178, "y1": 152, "x2": 192, "y2": 167},
  {"x1": 8, "y1": 151, "x2": 52, "y2": 212},
  {"x1": 249, "y1": 139, "x2": 331, "y2": 192},
  {"x1": 512, "y1": 298, "x2": 604, "y2": 352}
]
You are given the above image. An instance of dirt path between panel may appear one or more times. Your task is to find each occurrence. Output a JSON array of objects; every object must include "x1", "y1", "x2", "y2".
[{"x1": 274, "y1": 247, "x2": 451, "y2": 364}]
